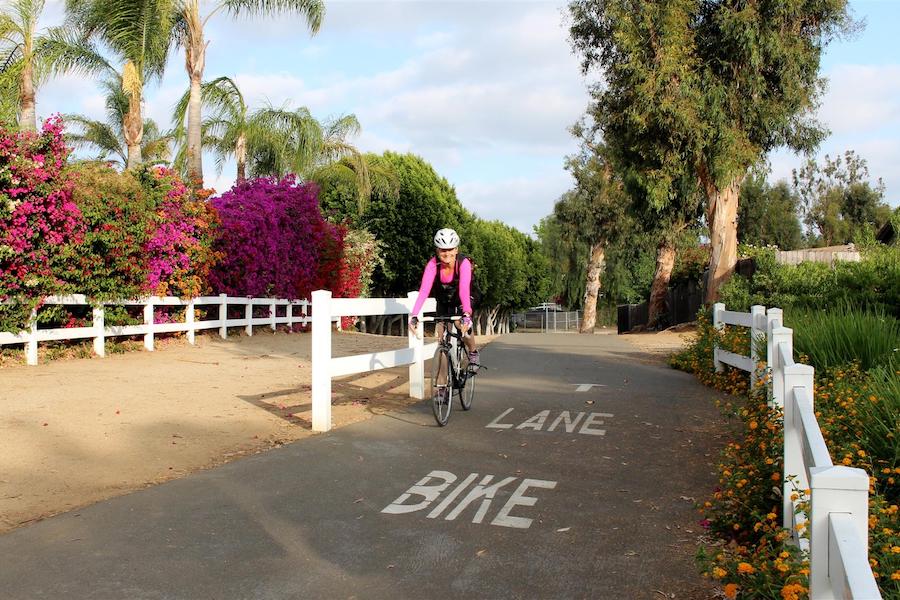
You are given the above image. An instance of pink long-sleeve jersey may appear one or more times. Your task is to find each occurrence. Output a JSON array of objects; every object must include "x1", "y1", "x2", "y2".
[{"x1": 410, "y1": 256, "x2": 473, "y2": 317}]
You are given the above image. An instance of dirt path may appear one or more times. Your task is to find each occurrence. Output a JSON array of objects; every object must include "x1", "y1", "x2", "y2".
[{"x1": 0, "y1": 328, "x2": 689, "y2": 535}]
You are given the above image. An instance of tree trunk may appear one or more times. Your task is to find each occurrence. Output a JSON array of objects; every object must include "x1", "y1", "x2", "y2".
[
  {"x1": 235, "y1": 132, "x2": 247, "y2": 183},
  {"x1": 648, "y1": 238, "x2": 677, "y2": 329},
  {"x1": 702, "y1": 171, "x2": 742, "y2": 304},
  {"x1": 580, "y1": 242, "x2": 606, "y2": 333},
  {"x1": 185, "y1": 24, "x2": 206, "y2": 190},
  {"x1": 123, "y1": 93, "x2": 143, "y2": 170},
  {"x1": 18, "y1": 52, "x2": 36, "y2": 132}
]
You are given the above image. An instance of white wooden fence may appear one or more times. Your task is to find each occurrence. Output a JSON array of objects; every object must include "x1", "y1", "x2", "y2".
[
  {"x1": 713, "y1": 303, "x2": 881, "y2": 600},
  {"x1": 0, "y1": 294, "x2": 342, "y2": 366},
  {"x1": 310, "y1": 291, "x2": 436, "y2": 433}
]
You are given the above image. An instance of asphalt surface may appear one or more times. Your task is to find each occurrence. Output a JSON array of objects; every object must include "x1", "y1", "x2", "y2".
[{"x1": 0, "y1": 332, "x2": 728, "y2": 599}]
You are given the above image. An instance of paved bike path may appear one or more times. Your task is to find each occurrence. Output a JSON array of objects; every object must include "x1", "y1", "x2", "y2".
[{"x1": 0, "y1": 333, "x2": 727, "y2": 599}]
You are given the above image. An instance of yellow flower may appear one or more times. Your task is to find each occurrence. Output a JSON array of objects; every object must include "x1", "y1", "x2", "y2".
[
  {"x1": 712, "y1": 567, "x2": 727, "y2": 579},
  {"x1": 892, "y1": 571, "x2": 900, "y2": 581},
  {"x1": 737, "y1": 562, "x2": 755, "y2": 575}
]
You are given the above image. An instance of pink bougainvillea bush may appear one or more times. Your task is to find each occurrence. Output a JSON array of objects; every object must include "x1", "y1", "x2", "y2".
[
  {"x1": 0, "y1": 116, "x2": 84, "y2": 332},
  {"x1": 209, "y1": 176, "x2": 342, "y2": 299},
  {"x1": 137, "y1": 166, "x2": 221, "y2": 298}
]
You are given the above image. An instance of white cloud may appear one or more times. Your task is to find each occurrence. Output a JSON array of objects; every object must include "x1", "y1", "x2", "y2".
[
  {"x1": 457, "y1": 169, "x2": 573, "y2": 235},
  {"x1": 819, "y1": 64, "x2": 900, "y2": 134}
]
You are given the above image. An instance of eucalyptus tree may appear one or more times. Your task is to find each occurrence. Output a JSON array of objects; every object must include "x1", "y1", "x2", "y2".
[
  {"x1": 65, "y1": 76, "x2": 172, "y2": 166},
  {"x1": 63, "y1": 0, "x2": 177, "y2": 169},
  {"x1": 569, "y1": 0, "x2": 856, "y2": 302},
  {"x1": 172, "y1": 0, "x2": 325, "y2": 189},
  {"x1": 558, "y1": 128, "x2": 629, "y2": 333}
]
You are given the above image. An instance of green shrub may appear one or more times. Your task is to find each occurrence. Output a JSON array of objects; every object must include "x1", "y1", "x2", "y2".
[{"x1": 54, "y1": 163, "x2": 152, "y2": 301}]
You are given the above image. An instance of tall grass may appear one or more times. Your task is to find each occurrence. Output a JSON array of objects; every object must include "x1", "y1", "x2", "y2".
[{"x1": 786, "y1": 305, "x2": 900, "y2": 372}]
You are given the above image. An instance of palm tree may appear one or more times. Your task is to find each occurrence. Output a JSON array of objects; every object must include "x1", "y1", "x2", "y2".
[
  {"x1": 172, "y1": 76, "x2": 250, "y2": 181},
  {"x1": 0, "y1": 0, "x2": 53, "y2": 130},
  {"x1": 172, "y1": 0, "x2": 325, "y2": 189},
  {"x1": 65, "y1": 76, "x2": 172, "y2": 166},
  {"x1": 172, "y1": 77, "x2": 369, "y2": 207},
  {"x1": 63, "y1": 0, "x2": 176, "y2": 169}
]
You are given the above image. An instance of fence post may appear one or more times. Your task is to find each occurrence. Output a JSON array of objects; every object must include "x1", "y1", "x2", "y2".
[
  {"x1": 782, "y1": 363, "x2": 814, "y2": 532},
  {"x1": 766, "y1": 308, "x2": 783, "y2": 406},
  {"x1": 92, "y1": 305, "x2": 105, "y2": 358},
  {"x1": 26, "y1": 307, "x2": 38, "y2": 366},
  {"x1": 311, "y1": 290, "x2": 333, "y2": 433},
  {"x1": 186, "y1": 300, "x2": 195, "y2": 345},
  {"x1": 143, "y1": 300, "x2": 154, "y2": 351},
  {"x1": 287, "y1": 302, "x2": 294, "y2": 332},
  {"x1": 270, "y1": 300, "x2": 277, "y2": 332},
  {"x1": 808, "y1": 466, "x2": 871, "y2": 599},
  {"x1": 770, "y1": 326, "x2": 792, "y2": 410},
  {"x1": 749, "y1": 305, "x2": 765, "y2": 390},
  {"x1": 712, "y1": 302, "x2": 725, "y2": 372},
  {"x1": 408, "y1": 291, "x2": 425, "y2": 400},
  {"x1": 245, "y1": 299, "x2": 253, "y2": 336},
  {"x1": 219, "y1": 294, "x2": 228, "y2": 339}
]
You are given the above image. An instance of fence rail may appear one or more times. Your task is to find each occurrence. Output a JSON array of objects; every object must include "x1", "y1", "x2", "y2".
[
  {"x1": 311, "y1": 291, "x2": 437, "y2": 433},
  {"x1": 712, "y1": 303, "x2": 880, "y2": 600},
  {"x1": 0, "y1": 294, "x2": 342, "y2": 366}
]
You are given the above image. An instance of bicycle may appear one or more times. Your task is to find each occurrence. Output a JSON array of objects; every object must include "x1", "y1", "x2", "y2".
[{"x1": 429, "y1": 315, "x2": 479, "y2": 426}]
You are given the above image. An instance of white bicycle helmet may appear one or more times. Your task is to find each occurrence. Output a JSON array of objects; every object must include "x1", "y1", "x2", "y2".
[{"x1": 433, "y1": 228, "x2": 460, "y2": 249}]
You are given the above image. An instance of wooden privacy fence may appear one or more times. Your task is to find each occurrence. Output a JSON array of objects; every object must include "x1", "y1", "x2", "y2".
[
  {"x1": 311, "y1": 291, "x2": 436, "y2": 433},
  {"x1": 0, "y1": 294, "x2": 342, "y2": 366},
  {"x1": 713, "y1": 303, "x2": 880, "y2": 600}
]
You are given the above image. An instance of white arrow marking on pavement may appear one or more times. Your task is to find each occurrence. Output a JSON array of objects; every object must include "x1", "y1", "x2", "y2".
[{"x1": 574, "y1": 384, "x2": 606, "y2": 392}]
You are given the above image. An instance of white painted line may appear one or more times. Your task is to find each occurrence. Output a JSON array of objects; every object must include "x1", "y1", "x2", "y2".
[{"x1": 574, "y1": 384, "x2": 606, "y2": 392}]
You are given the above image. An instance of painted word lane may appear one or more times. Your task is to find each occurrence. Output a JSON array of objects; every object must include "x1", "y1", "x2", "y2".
[{"x1": 485, "y1": 408, "x2": 614, "y2": 436}]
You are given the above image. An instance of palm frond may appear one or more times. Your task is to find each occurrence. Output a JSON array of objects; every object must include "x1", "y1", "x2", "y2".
[
  {"x1": 63, "y1": 112, "x2": 127, "y2": 164},
  {"x1": 36, "y1": 26, "x2": 114, "y2": 78},
  {"x1": 219, "y1": 0, "x2": 324, "y2": 34}
]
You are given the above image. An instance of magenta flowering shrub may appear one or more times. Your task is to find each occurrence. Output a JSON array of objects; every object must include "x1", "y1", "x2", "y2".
[
  {"x1": 0, "y1": 116, "x2": 84, "y2": 332},
  {"x1": 209, "y1": 176, "x2": 341, "y2": 299},
  {"x1": 137, "y1": 167, "x2": 221, "y2": 298}
]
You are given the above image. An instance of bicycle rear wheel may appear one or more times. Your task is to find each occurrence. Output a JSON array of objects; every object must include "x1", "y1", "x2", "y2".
[
  {"x1": 458, "y1": 352, "x2": 475, "y2": 410},
  {"x1": 431, "y1": 347, "x2": 452, "y2": 426}
]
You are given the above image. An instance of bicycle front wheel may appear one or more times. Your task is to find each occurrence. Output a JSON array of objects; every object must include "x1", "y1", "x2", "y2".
[
  {"x1": 431, "y1": 347, "x2": 452, "y2": 426},
  {"x1": 459, "y1": 352, "x2": 475, "y2": 411}
]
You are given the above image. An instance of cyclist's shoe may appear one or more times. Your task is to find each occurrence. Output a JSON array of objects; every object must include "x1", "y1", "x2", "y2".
[{"x1": 467, "y1": 351, "x2": 480, "y2": 366}]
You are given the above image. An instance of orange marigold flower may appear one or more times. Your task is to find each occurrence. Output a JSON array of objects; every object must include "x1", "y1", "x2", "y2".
[
  {"x1": 724, "y1": 582, "x2": 739, "y2": 598},
  {"x1": 780, "y1": 583, "x2": 807, "y2": 600},
  {"x1": 737, "y1": 562, "x2": 755, "y2": 575},
  {"x1": 712, "y1": 567, "x2": 727, "y2": 579}
]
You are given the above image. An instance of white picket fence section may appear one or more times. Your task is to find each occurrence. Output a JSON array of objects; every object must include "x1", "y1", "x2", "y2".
[
  {"x1": 0, "y1": 294, "x2": 341, "y2": 366},
  {"x1": 713, "y1": 303, "x2": 881, "y2": 600},
  {"x1": 310, "y1": 291, "x2": 437, "y2": 433}
]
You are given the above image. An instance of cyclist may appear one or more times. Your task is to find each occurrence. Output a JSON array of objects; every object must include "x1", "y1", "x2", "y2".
[{"x1": 408, "y1": 228, "x2": 479, "y2": 366}]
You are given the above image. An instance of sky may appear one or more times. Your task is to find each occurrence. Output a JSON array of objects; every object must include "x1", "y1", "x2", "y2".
[{"x1": 33, "y1": 0, "x2": 900, "y2": 236}]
